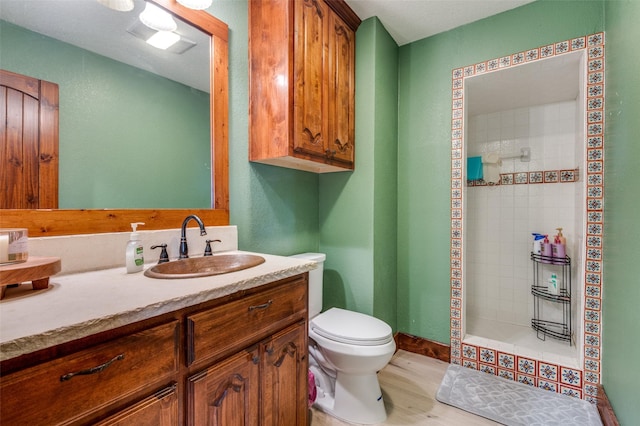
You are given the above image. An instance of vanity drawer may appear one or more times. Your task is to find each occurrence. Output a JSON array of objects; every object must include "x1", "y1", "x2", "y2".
[
  {"x1": 0, "y1": 320, "x2": 179, "y2": 426},
  {"x1": 187, "y1": 276, "x2": 307, "y2": 366}
]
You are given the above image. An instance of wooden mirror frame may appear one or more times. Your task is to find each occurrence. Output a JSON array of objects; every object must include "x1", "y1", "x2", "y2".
[{"x1": 1, "y1": 0, "x2": 229, "y2": 237}]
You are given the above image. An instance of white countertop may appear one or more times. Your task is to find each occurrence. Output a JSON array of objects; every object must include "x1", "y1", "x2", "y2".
[{"x1": 0, "y1": 251, "x2": 315, "y2": 361}]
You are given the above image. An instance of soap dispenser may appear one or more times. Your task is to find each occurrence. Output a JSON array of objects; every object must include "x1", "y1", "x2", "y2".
[
  {"x1": 552, "y1": 227, "x2": 567, "y2": 264},
  {"x1": 126, "y1": 222, "x2": 145, "y2": 273},
  {"x1": 541, "y1": 235, "x2": 552, "y2": 263}
]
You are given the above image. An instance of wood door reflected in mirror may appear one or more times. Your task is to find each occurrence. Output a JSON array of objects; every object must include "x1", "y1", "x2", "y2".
[
  {"x1": 0, "y1": 0, "x2": 229, "y2": 236},
  {"x1": 1, "y1": 70, "x2": 59, "y2": 209}
]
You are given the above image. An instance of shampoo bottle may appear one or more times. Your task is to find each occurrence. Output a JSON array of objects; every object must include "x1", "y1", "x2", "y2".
[
  {"x1": 126, "y1": 222, "x2": 145, "y2": 273},
  {"x1": 552, "y1": 227, "x2": 567, "y2": 264},
  {"x1": 548, "y1": 273, "x2": 560, "y2": 295},
  {"x1": 531, "y1": 233, "x2": 544, "y2": 255},
  {"x1": 541, "y1": 235, "x2": 552, "y2": 263}
]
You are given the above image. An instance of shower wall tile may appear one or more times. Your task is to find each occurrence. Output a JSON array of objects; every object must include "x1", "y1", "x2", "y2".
[
  {"x1": 538, "y1": 362, "x2": 559, "y2": 381},
  {"x1": 538, "y1": 380, "x2": 558, "y2": 392},
  {"x1": 560, "y1": 367, "x2": 582, "y2": 387},
  {"x1": 561, "y1": 385, "x2": 583, "y2": 399},
  {"x1": 518, "y1": 374, "x2": 536, "y2": 386},
  {"x1": 499, "y1": 369, "x2": 515, "y2": 380},
  {"x1": 466, "y1": 106, "x2": 579, "y2": 329},
  {"x1": 517, "y1": 356, "x2": 537, "y2": 375},
  {"x1": 480, "y1": 364, "x2": 496, "y2": 374}
]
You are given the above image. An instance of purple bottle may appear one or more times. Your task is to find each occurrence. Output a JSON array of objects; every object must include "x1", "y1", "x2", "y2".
[
  {"x1": 552, "y1": 228, "x2": 567, "y2": 264},
  {"x1": 541, "y1": 235, "x2": 552, "y2": 263}
]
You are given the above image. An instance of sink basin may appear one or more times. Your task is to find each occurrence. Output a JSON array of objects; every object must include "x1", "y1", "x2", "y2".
[{"x1": 144, "y1": 254, "x2": 266, "y2": 279}]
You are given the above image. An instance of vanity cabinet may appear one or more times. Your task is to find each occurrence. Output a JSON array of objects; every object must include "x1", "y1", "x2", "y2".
[
  {"x1": 0, "y1": 320, "x2": 179, "y2": 425},
  {"x1": 187, "y1": 322, "x2": 307, "y2": 425},
  {"x1": 0, "y1": 274, "x2": 308, "y2": 426},
  {"x1": 188, "y1": 347, "x2": 260, "y2": 425},
  {"x1": 95, "y1": 385, "x2": 179, "y2": 426},
  {"x1": 260, "y1": 322, "x2": 307, "y2": 425},
  {"x1": 249, "y1": 0, "x2": 360, "y2": 173},
  {"x1": 186, "y1": 276, "x2": 308, "y2": 425}
]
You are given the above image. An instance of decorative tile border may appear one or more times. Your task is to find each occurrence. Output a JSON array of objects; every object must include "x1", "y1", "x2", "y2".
[
  {"x1": 449, "y1": 32, "x2": 605, "y2": 402},
  {"x1": 453, "y1": 342, "x2": 585, "y2": 399},
  {"x1": 467, "y1": 168, "x2": 579, "y2": 186}
]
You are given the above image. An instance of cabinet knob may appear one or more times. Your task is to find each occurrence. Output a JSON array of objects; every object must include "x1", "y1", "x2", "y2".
[{"x1": 325, "y1": 149, "x2": 337, "y2": 158}]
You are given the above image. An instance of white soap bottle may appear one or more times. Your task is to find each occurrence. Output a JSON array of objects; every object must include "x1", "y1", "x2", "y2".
[
  {"x1": 126, "y1": 222, "x2": 145, "y2": 273},
  {"x1": 547, "y1": 273, "x2": 559, "y2": 295}
]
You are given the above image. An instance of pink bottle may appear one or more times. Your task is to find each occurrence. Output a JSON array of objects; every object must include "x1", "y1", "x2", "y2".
[
  {"x1": 552, "y1": 228, "x2": 567, "y2": 264},
  {"x1": 541, "y1": 235, "x2": 552, "y2": 263}
]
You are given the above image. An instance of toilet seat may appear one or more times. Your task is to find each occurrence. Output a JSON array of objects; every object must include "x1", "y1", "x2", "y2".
[{"x1": 310, "y1": 308, "x2": 393, "y2": 346}]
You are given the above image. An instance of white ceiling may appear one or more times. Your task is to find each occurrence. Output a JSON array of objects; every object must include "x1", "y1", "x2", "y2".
[
  {"x1": 0, "y1": 0, "x2": 538, "y2": 90},
  {"x1": 345, "y1": 0, "x2": 536, "y2": 46}
]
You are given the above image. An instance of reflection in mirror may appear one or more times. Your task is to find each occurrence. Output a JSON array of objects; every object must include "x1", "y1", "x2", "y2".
[
  {"x1": 1, "y1": 0, "x2": 211, "y2": 208},
  {"x1": 0, "y1": 0, "x2": 229, "y2": 236}
]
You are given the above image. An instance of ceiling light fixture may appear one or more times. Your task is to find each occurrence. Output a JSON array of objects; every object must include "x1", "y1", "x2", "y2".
[
  {"x1": 96, "y1": 0, "x2": 134, "y2": 12},
  {"x1": 146, "y1": 31, "x2": 181, "y2": 50},
  {"x1": 176, "y1": 0, "x2": 213, "y2": 11},
  {"x1": 139, "y1": 2, "x2": 177, "y2": 32}
]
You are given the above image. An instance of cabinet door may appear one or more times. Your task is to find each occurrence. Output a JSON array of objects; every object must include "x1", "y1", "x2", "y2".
[
  {"x1": 261, "y1": 322, "x2": 308, "y2": 426},
  {"x1": 327, "y1": 11, "x2": 355, "y2": 167},
  {"x1": 187, "y1": 347, "x2": 260, "y2": 426},
  {"x1": 95, "y1": 384, "x2": 178, "y2": 426},
  {"x1": 293, "y1": 0, "x2": 328, "y2": 159}
]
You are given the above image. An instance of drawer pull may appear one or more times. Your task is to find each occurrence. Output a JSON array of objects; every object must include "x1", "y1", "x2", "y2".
[
  {"x1": 248, "y1": 300, "x2": 272, "y2": 311},
  {"x1": 60, "y1": 353, "x2": 125, "y2": 382}
]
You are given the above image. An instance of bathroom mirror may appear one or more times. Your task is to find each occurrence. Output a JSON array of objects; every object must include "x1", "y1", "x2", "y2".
[{"x1": 0, "y1": 0, "x2": 229, "y2": 235}]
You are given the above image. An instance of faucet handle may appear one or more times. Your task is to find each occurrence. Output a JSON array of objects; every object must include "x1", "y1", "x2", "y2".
[
  {"x1": 151, "y1": 244, "x2": 170, "y2": 264},
  {"x1": 204, "y1": 239, "x2": 222, "y2": 256}
]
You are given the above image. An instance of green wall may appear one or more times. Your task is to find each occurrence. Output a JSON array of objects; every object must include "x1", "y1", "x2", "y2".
[
  {"x1": 0, "y1": 21, "x2": 211, "y2": 208},
  {"x1": 319, "y1": 17, "x2": 399, "y2": 329},
  {"x1": 602, "y1": 1, "x2": 640, "y2": 424},
  {"x1": 397, "y1": 0, "x2": 604, "y2": 344}
]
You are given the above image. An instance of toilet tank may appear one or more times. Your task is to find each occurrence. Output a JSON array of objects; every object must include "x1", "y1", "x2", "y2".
[{"x1": 290, "y1": 253, "x2": 325, "y2": 318}]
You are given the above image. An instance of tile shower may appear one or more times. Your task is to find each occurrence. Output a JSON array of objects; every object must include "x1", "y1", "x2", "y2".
[
  {"x1": 465, "y1": 100, "x2": 584, "y2": 356},
  {"x1": 449, "y1": 33, "x2": 605, "y2": 402}
]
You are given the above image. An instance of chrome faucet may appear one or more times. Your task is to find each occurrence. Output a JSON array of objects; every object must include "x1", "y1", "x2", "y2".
[{"x1": 179, "y1": 214, "x2": 207, "y2": 259}]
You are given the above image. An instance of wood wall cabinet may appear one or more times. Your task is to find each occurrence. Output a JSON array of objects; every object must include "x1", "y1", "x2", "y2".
[
  {"x1": 0, "y1": 274, "x2": 308, "y2": 426},
  {"x1": 249, "y1": 0, "x2": 360, "y2": 173}
]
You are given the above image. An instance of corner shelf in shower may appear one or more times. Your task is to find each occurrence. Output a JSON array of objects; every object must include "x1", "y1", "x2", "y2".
[{"x1": 530, "y1": 252, "x2": 572, "y2": 344}]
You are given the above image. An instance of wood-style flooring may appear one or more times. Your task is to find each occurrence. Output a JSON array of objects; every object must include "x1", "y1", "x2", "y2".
[{"x1": 310, "y1": 349, "x2": 498, "y2": 425}]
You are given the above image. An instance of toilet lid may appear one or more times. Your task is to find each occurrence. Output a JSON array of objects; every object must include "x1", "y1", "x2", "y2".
[{"x1": 310, "y1": 308, "x2": 393, "y2": 346}]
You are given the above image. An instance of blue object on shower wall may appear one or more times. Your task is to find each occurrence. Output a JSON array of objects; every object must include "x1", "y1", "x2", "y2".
[{"x1": 467, "y1": 156, "x2": 483, "y2": 181}]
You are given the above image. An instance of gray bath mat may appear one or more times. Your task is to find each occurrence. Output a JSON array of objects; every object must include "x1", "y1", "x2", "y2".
[{"x1": 436, "y1": 364, "x2": 602, "y2": 426}]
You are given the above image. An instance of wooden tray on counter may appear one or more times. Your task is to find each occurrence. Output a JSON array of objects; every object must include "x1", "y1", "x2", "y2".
[{"x1": 0, "y1": 257, "x2": 61, "y2": 299}]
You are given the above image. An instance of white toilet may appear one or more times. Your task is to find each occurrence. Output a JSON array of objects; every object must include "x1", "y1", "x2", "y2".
[{"x1": 291, "y1": 253, "x2": 396, "y2": 424}]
